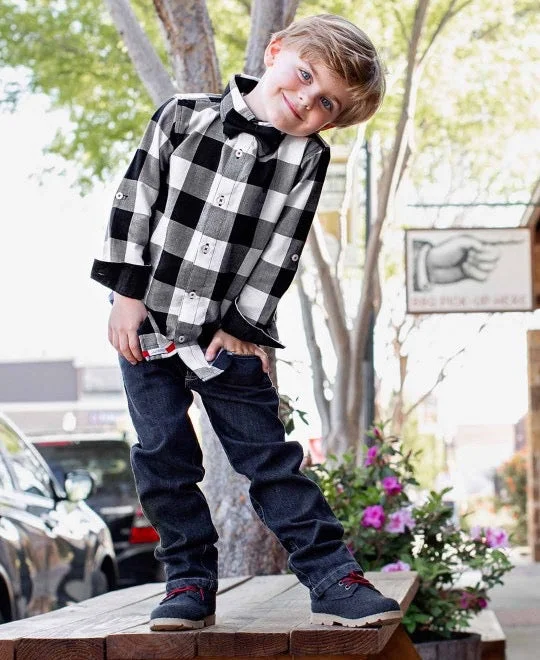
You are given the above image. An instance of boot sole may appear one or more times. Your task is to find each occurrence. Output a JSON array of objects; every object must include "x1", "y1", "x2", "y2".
[
  {"x1": 310, "y1": 609, "x2": 403, "y2": 628},
  {"x1": 150, "y1": 614, "x2": 216, "y2": 631}
]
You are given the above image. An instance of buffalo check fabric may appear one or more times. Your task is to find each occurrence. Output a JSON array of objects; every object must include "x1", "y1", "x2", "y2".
[{"x1": 91, "y1": 74, "x2": 330, "y2": 381}]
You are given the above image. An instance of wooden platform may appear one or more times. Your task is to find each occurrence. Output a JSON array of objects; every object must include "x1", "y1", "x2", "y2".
[{"x1": 0, "y1": 571, "x2": 420, "y2": 660}]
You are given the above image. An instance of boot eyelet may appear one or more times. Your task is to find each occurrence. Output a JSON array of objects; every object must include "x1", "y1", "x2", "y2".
[
  {"x1": 338, "y1": 580, "x2": 344, "y2": 586},
  {"x1": 345, "y1": 585, "x2": 352, "y2": 590}
]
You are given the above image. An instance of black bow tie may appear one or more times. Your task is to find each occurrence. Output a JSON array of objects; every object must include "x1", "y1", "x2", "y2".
[{"x1": 223, "y1": 109, "x2": 283, "y2": 153}]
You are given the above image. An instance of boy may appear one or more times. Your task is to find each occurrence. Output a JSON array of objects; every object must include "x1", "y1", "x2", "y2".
[{"x1": 91, "y1": 14, "x2": 400, "y2": 630}]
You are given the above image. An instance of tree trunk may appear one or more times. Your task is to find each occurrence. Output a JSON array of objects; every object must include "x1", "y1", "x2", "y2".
[
  {"x1": 153, "y1": 0, "x2": 222, "y2": 92},
  {"x1": 104, "y1": 0, "x2": 177, "y2": 104},
  {"x1": 244, "y1": 0, "x2": 300, "y2": 77}
]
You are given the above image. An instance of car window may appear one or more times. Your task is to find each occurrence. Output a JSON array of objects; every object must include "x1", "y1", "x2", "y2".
[
  {"x1": 0, "y1": 452, "x2": 14, "y2": 491},
  {"x1": 33, "y1": 440, "x2": 135, "y2": 498},
  {"x1": 0, "y1": 420, "x2": 54, "y2": 498}
]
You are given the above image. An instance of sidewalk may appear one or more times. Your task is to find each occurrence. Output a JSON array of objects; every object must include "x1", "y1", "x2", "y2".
[{"x1": 489, "y1": 549, "x2": 540, "y2": 659}]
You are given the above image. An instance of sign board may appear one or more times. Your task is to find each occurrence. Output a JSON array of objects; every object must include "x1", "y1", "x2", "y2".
[{"x1": 405, "y1": 227, "x2": 533, "y2": 313}]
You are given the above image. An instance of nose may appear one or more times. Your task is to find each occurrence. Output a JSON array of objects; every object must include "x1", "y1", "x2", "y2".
[{"x1": 298, "y1": 92, "x2": 312, "y2": 110}]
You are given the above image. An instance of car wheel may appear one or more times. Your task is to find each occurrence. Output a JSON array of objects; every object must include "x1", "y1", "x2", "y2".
[{"x1": 91, "y1": 569, "x2": 109, "y2": 597}]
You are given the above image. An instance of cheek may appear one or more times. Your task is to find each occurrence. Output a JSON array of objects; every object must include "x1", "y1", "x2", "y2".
[{"x1": 272, "y1": 68, "x2": 300, "y2": 91}]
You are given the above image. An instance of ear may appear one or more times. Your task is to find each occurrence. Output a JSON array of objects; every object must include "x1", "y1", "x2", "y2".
[{"x1": 263, "y1": 38, "x2": 283, "y2": 67}]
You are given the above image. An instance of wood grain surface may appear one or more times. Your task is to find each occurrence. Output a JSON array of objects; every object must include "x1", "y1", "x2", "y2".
[{"x1": 0, "y1": 572, "x2": 421, "y2": 660}]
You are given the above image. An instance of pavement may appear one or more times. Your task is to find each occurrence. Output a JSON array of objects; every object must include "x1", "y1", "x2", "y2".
[{"x1": 488, "y1": 549, "x2": 540, "y2": 659}]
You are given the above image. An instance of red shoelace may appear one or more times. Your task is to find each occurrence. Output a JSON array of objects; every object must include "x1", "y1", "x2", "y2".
[
  {"x1": 340, "y1": 571, "x2": 377, "y2": 591},
  {"x1": 161, "y1": 585, "x2": 204, "y2": 603}
]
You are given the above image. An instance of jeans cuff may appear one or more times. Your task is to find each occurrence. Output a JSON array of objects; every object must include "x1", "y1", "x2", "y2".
[
  {"x1": 309, "y1": 561, "x2": 363, "y2": 597},
  {"x1": 166, "y1": 576, "x2": 218, "y2": 593}
]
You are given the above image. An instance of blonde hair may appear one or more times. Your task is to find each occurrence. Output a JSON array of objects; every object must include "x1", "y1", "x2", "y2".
[{"x1": 272, "y1": 14, "x2": 386, "y2": 126}]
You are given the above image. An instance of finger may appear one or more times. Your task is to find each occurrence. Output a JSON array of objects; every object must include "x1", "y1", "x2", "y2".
[
  {"x1": 255, "y1": 347, "x2": 270, "y2": 373},
  {"x1": 119, "y1": 332, "x2": 138, "y2": 365},
  {"x1": 205, "y1": 339, "x2": 222, "y2": 362},
  {"x1": 461, "y1": 261, "x2": 490, "y2": 281},
  {"x1": 470, "y1": 245, "x2": 500, "y2": 262},
  {"x1": 110, "y1": 328, "x2": 118, "y2": 352},
  {"x1": 128, "y1": 330, "x2": 144, "y2": 362},
  {"x1": 467, "y1": 254, "x2": 498, "y2": 272}
]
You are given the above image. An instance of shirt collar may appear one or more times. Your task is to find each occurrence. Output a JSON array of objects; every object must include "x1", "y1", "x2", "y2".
[
  {"x1": 220, "y1": 74, "x2": 260, "y2": 124},
  {"x1": 220, "y1": 75, "x2": 286, "y2": 155}
]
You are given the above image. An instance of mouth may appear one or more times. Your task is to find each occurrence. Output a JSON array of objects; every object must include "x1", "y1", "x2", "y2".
[{"x1": 282, "y1": 93, "x2": 303, "y2": 120}]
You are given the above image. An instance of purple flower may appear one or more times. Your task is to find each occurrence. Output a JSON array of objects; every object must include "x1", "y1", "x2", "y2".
[
  {"x1": 386, "y1": 508, "x2": 416, "y2": 534},
  {"x1": 485, "y1": 527, "x2": 509, "y2": 549},
  {"x1": 470, "y1": 525, "x2": 482, "y2": 540},
  {"x1": 364, "y1": 446, "x2": 378, "y2": 467},
  {"x1": 373, "y1": 427, "x2": 382, "y2": 439},
  {"x1": 471, "y1": 526, "x2": 509, "y2": 548},
  {"x1": 381, "y1": 476, "x2": 403, "y2": 496},
  {"x1": 361, "y1": 504, "x2": 385, "y2": 529},
  {"x1": 382, "y1": 560, "x2": 411, "y2": 572},
  {"x1": 458, "y1": 591, "x2": 471, "y2": 609},
  {"x1": 476, "y1": 597, "x2": 488, "y2": 609}
]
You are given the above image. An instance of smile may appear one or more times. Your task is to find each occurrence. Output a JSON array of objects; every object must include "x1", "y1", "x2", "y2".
[{"x1": 282, "y1": 93, "x2": 303, "y2": 120}]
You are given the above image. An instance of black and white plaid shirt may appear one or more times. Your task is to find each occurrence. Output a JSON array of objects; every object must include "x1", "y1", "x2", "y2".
[{"x1": 91, "y1": 74, "x2": 330, "y2": 381}]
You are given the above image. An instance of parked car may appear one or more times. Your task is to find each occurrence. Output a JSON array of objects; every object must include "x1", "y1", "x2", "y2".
[
  {"x1": 30, "y1": 432, "x2": 163, "y2": 587},
  {"x1": 0, "y1": 413, "x2": 118, "y2": 623}
]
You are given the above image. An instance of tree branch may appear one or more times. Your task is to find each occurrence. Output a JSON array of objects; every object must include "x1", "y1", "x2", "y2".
[
  {"x1": 349, "y1": 0, "x2": 431, "y2": 448},
  {"x1": 418, "y1": 0, "x2": 475, "y2": 65},
  {"x1": 403, "y1": 314, "x2": 492, "y2": 421},
  {"x1": 297, "y1": 267, "x2": 331, "y2": 436},
  {"x1": 103, "y1": 0, "x2": 177, "y2": 105}
]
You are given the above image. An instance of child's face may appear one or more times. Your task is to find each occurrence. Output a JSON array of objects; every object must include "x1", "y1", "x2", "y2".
[{"x1": 256, "y1": 39, "x2": 352, "y2": 136}]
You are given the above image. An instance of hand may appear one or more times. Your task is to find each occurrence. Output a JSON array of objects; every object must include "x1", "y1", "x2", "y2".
[
  {"x1": 205, "y1": 329, "x2": 269, "y2": 373},
  {"x1": 426, "y1": 235, "x2": 500, "y2": 285},
  {"x1": 108, "y1": 293, "x2": 147, "y2": 365}
]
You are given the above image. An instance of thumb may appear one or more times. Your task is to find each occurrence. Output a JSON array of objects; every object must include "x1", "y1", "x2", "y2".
[{"x1": 205, "y1": 338, "x2": 222, "y2": 362}]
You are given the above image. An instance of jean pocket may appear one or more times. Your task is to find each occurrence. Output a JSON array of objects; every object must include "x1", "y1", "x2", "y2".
[{"x1": 217, "y1": 353, "x2": 266, "y2": 386}]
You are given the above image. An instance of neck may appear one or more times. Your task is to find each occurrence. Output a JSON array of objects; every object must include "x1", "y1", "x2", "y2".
[{"x1": 243, "y1": 80, "x2": 269, "y2": 122}]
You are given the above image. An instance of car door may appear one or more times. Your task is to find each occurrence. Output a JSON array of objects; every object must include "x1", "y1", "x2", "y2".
[
  {"x1": 0, "y1": 418, "x2": 102, "y2": 609},
  {"x1": 0, "y1": 418, "x2": 64, "y2": 615}
]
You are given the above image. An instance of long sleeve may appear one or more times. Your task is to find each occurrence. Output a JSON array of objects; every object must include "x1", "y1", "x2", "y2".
[
  {"x1": 221, "y1": 144, "x2": 330, "y2": 347},
  {"x1": 91, "y1": 97, "x2": 182, "y2": 299}
]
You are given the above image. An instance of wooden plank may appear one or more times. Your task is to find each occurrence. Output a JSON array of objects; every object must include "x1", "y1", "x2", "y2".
[
  {"x1": 9, "y1": 592, "x2": 187, "y2": 660},
  {"x1": 8, "y1": 578, "x2": 251, "y2": 660},
  {"x1": 16, "y1": 638, "x2": 104, "y2": 660},
  {"x1": 465, "y1": 610, "x2": 506, "y2": 660},
  {"x1": 0, "y1": 584, "x2": 167, "y2": 660},
  {"x1": 108, "y1": 575, "x2": 297, "y2": 659},
  {"x1": 370, "y1": 625, "x2": 421, "y2": 660},
  {"x1": 290, "y1": 572, "x2": 419, "y2": 655},
  {"x1": 198, "y1": 576, "x2": 303, "y2": 657}
]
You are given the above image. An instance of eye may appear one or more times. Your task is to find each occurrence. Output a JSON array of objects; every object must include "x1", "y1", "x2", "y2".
[
  {"x1": 321, "y1": 97, "x2": 333, "y2": 111},
  {"x1": 299, "y1": 69, "x2": 311, "y2": 82}
]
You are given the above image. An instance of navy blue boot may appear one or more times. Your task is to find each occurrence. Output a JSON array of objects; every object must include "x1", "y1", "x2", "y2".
[
  {"x1": 150, "y1": 585, "x2": 216, "y2": 631},
  {"x1": 310, "y1": 572, "x2": 402, "y2": 628}
]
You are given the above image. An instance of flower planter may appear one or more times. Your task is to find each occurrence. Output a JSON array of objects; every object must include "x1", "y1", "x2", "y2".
[{"x1": 413, "y1": 631, "x2": 482, "y2": 660}]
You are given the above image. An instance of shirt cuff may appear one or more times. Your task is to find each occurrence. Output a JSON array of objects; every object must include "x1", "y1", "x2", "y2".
[
  {"x1": 90, "y1": 259, "x2": 151, "y2": 299},
  {"x1": 221, "y1": 298, "x2": 285, "y2": 349}
]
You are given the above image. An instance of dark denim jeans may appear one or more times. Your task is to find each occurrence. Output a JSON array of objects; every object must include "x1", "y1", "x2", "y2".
[{"x1": 119, "y1": 352, "x2": 360, "y2": 596}]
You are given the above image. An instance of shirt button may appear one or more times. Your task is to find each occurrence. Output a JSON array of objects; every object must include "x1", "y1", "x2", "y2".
[
  {"x1": 217, "y1": 195, "x2": 225, "y2": 206},
  {"x1": 291, "y1": 254, "x2": 299, "y2": 262},
  {"x1": 235, "y1": 149, "x2": 242, "y2": 158},
  {"x1": 202, "y1": 244, "x2": 210, "y2": 254},
  {"x1": 189, "y1": 291, "x2": 196, "y2": 299},
  {"x1": 178, "y1": 336, "x2": 185, "y2": 343},
  {"x1": 115, "y1": 192, "x2": 124, "y2": 200}
]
